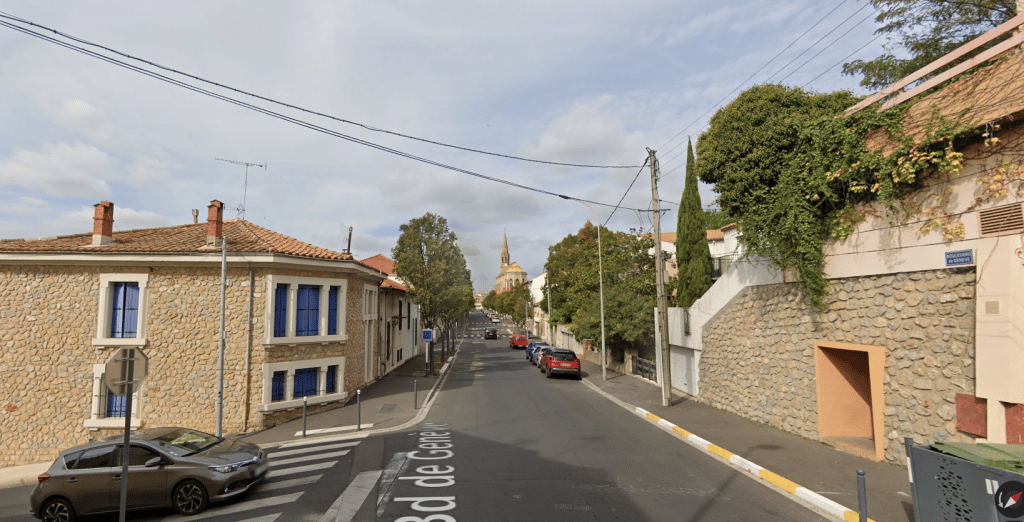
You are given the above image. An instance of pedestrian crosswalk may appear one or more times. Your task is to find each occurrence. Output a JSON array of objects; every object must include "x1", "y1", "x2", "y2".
[{"x1": 158, "y1": 437, "x2": 362, "y2": 522}]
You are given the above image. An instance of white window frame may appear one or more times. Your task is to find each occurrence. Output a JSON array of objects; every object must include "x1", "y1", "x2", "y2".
[
  {"x1": 257, "y1": 356, "x2": 347, "y2": 412},
  {"x1": 92, "y1": 273, "x2": 149, "y2": 347},
  {"x1": 264, "y1": 275, "x2": 348, "y2": 345},
  {"x1": 363, "y1": 284, "x2": 378, "y2": 382},
  {"x1": 84, "y1": 363, "x2": 143, "y2": 429}
]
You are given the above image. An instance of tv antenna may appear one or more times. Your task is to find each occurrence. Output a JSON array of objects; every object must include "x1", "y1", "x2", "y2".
[{"x1": 215, "y1": 158, "x2": 266, "y2": 219}]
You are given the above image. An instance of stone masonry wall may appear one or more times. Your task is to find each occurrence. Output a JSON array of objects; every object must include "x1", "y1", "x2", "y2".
[
  {"x1": 0, "y1": 264, "x2": 378, "y2": 468},
  {"x1": 701, "y1": 268, "x2": 977, "y2": 464}
]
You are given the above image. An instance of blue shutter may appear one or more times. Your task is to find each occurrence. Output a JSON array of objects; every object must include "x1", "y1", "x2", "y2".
[
  {"x1": 111, "y1": 283, "x2": 125, "y2": 337},
  {"x1": 106, "y1": 389, "x2": 126, "y2": 418},
  {"x1": 326, "y1": 365, "x2": 337, "y2": 394},
  {"x1": 407, "y1": 302, "x2": 411, "y2": 329},
  {"x1": 274, "y1": 284, "x2": 288, "y2": 337},
  {"x1": 293, "y1": 368, "x2": 318, "y2": 398},
  {"x1": 328, "y1": 287, "x2": 338, "y2": 335},
  {"x1": 297, "y1": 285, "x2": 320, "y2": 336},
  {"x1": 110, "y1": 283, "x2": 139, "y2": 338},
  {"x1": 271, "y1": 371, "x2": 286, "y2": 401},
  {"x1": 398, "y1": 301, "x2": 403, "y2": 331}
]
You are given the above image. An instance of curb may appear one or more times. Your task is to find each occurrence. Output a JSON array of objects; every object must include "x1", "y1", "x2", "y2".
[
  {"x1": 259, "y1": 344, "x2": 462, "y2": 449},
  {"x1": 580, "y1": 378, "x2": 877, "y2": 522}
]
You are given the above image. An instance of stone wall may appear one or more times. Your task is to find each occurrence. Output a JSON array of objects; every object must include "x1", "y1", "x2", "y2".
[
  {"x1": 0, "y1": 263, "x2": 378, "y2": 468},
  {"x1": 701, "y1": 268, "x2": 977, "y2": 463}
]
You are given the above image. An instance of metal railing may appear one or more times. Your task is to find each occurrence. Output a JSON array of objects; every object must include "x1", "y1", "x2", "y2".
[{"x1": 633, "y1": 356, "x2": 657, "y2": 381}]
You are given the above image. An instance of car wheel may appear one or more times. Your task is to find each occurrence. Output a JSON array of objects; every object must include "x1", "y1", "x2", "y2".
[
  {"x1": 546, "y1": 368, "x2": 553, "y2": 378},
  {"x1": 173, "y1": 479, "x2": 209, "y2": 516},
  {"x1": 40, "y1": 498, "x2": 75, "y2": 522}
]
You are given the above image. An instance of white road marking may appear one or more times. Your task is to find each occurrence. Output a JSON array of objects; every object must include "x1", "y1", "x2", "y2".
[
  {"x1": 236, "y1": 514, "x2": 281, "y2": 522},
  {"x1": 258, "y1": 475, "x2": 322, "y2": 492},
  {"x1": 159, "y1": 492, "x2": 302, "y2": 522},
  {"x1": 270, "y1": 441, "x2": 361, "y2": 459},
  {"x1": 376, "y1": 452, "x2": 410, "y2": 517},
  {"x1": 270, "y1": 461, "x2": 337, "y2": 477},
  {"x1": 320, "y1": 470, "x2": 382, "y2": 522},
  {"x1": 294, "y1": 424, "x2": 374, "y2": 437},
  {"x1": 275, "y1": 432, "x2": 369, "y2": 449},
  {"x1": 271, "y1": 450, "x2": 351, "y2": 467}
]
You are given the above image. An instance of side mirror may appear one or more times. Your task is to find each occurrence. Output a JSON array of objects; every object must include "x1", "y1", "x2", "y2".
[{"x1": 144, "y1": 456, "x2": 166, "y2": 468}]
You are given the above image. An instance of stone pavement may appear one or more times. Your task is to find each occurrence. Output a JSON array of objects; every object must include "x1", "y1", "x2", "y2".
[{"x1": 579, "y1": 358, "x2": 915, "y2": 522}]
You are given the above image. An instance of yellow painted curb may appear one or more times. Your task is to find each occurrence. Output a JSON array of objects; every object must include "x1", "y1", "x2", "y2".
[
  {"x1": 671, "y1": 426, "x2": 691, "y2": 438},
  {"x1": 707, "y1": 443, "x2": 733, "y2": 461},
  {"x1": 759, "y1": 469, "x2": 800, "y2": 495},
  {"x1": 843, "y1": 510, "x2": 877, "y2": 522},
  {"x1": 646, "y1": 413, "x2": 661, "y2": 423}
]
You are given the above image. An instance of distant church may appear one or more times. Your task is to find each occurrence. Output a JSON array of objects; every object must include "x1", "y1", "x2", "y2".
[{"x1": 493, "y1": 232, "x2": 526, "y2": 293}]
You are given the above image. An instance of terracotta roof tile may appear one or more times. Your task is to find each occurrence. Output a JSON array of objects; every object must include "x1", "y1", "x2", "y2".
[
  {"x1": 381, "y1": 278, "x2": 408, "y2": 291},
  {"x1": 706, "y1": 229, "x2": 724, "y2": 241},
  {"x1": 0, "y1": 219, "x2": 354, "y2": 261},
  {"x1": 360, "y1": 254, "x2": 395, "y2": 274}
]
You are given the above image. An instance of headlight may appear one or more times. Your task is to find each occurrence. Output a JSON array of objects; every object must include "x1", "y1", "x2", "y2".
[{"x1": 209, "y1": 462, "x2": 244, "y2": 473}]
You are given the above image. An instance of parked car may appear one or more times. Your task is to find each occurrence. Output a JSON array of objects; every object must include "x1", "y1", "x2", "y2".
[
  {"x1": 531, "y1": 345, "x2": 554, "y2": 366},
  {"x1": 526, "y1": 341, "x2": 549, "y2": 361},
  {"x1": 490, "y1": 316, "x2": 500, "y2": 323},
  {"x1": 484, "y1": 327, "x2": 498, "y2": 339},
  {"x1": 541, "y1": 350, "x2": 582, "y2": 379},
  {"x1": 509, "y1": 334, "x2": 529, "y2": 349},
  {"x1": 30, "y1": 427, "x2": 268, "y2": 521}
]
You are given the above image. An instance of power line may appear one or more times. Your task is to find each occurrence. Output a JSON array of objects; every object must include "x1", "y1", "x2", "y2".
[
  {"x1": 0, "y1": 17, "x2": 655, "y2": 214},
  {"x1": 776, "y1": 8, "x2": 878, "y2": 84},
  {"x1": 763, "y1": 2, "x2": 874, "y2": 84},
  {"x1": 0, "y1": 11, "x2": 641, "y2": 170},
  {"x1": 603, "y1": 158, "x2": 649, "y2": 227}
]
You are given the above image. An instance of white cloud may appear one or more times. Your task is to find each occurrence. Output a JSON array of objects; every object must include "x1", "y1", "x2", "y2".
[{"x1": 0, "y1": 143, "x2": 116, "y2": 198}]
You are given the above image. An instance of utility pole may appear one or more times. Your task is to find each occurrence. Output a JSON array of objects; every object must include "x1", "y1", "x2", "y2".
[
  {"x1": 649, "y1": 148, "x2": 672, "y2": 407},
  {"x1": 215, "y1": 158, "x2": 266, "y2": 220},
  {"x1": 546, "y1": 282, "x2": 552, "y2": 343}
]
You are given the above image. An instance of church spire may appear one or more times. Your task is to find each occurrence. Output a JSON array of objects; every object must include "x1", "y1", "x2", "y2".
[{"x1": 500, "y1": 231, "x2": 509, "y2": 268}]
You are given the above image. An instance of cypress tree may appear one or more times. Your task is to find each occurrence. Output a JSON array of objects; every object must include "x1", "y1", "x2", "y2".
[{"x1": 674, "y1": 139, "x2": 713, "y2": 307}]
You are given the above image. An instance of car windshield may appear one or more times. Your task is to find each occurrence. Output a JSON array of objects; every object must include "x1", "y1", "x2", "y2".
[
  {"x1": 150, "y1": 428, "x2": 222, "y2": 456},
  {"x1": 553, "y1": 352, "x2": 577, "y2": 361}
]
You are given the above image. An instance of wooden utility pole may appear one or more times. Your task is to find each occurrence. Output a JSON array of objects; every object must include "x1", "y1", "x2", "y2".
[{"x1": 649, "y1": 148, "x2": 672, "y2": 407}]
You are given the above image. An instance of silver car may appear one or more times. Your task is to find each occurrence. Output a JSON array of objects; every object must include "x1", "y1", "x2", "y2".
[{"x1": 30, "y1": 427, "x2": 268, "y2": 521}]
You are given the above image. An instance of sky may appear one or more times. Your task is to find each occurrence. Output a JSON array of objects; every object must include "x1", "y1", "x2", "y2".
[{"x1": 0, "y1": 1, "x2": 891, "y2": 292}]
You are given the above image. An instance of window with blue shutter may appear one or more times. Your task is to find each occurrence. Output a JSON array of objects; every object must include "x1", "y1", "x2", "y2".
[
  {"x1": 328, "y1": 286, "x2": 339, "y2": 335},
  {"x1": 326, "y1": 365, "x2": 338, "y2": 394},
  {"x1": 398, "y1": 300, "x2": 403, "y2": 331},
  {"x1": 293, "y1": 368, "x2": 318, "y2": 398},
  {"x1": 271, "y1": 371, "x2": 286, "y2": 401},
  {"x1": 274, "y1": 284, "x2": 288, "y2": 337},
  {"x1": 106, "y1": 390, "x2": 127, "y2": 418},
  {"x1": 296, "y1": 285, "x2": 320, "y2": 336},
  {"x1": 407, "y1": 302, "x2": 411, "y2": 329},
  {"x1": 110, "y1": 282, "x2": 140, "y2": 338}
]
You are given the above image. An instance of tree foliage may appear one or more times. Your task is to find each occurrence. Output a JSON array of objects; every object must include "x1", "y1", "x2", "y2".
[
  {"x1": 674, "y1": 139, "x2": 713, "y2": 307},
  {"x1": 391, "y1": 212, "x2": 474, "y2": 332},
  {"x1": 702, "y1": 209, "x2": 736, "y2": 230},
  {"x1": 492, "y1": 282, "x2": 532, "y2": 324},
  {"x1": 843, "y1": 0, "x2": 1018, "y2": 90},
  {"x1": 544, "y1": 222, "x2": 656, "y2": 355},
  {"x1": 694, "y1": 83, "x2": 973, "y2": 308}
]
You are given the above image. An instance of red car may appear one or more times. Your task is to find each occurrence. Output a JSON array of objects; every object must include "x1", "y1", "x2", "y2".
[
  {"x1": 540, "y1": 350, "x2": 582, "y2": 379},
  {"x1": 509, "y1": 334, "x2": 529, "y2": 349}
]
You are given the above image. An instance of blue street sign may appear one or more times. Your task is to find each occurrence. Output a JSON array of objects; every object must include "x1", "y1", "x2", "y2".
[
  {"x1": 422, "y1": 329, "x2": 433, "y2": 342},
  {"x1": 945, "y1": 249, "x2": 974, "y2": 267}
]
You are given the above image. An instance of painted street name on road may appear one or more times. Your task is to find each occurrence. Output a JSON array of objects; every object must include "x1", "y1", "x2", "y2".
[{"x1": 395, "y1": 422, "x2": 457, "y2": 522}]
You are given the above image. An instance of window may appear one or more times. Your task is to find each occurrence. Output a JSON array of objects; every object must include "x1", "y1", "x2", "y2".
[
  {"x1": 264, "y1": 276, "x2": 348, "y2": 344},
  {"x1": 85, "y1": 363, "x2": 141, "y2": 430},
  {"x1": 116, "y1": 445, "x2": 160, "y2": 467},
  {"x1": 296, "y1": 285, "x2": 320, "y2": 336},
  {"x1": 326, "y1": 365, "x2": 338, "y2": 394},
  {"x1": 258, "y1": 357, "x2": 346, "y2": 412},
  {"x1": 94, "y1": 273, "x2": 149, "y2": 346},
  {"x1": 271, "y1": 371, "x2": 286, "y2": 402},
  {"x1": 293, "y1": 368, "x2": 318, "y2": 398},
  {"x1": 398, "y1": 300, "x2": 403, "y2": 331},
  {"x1": 75, "y1": 445, "x2": 116, "y2": 469},
  {"x1": 106, "y1": 389, "x2": 127, "y2": 418},
  {"x1": 407, "y1": 302, "x2": 411, "y2": 329},
  {"x1": 274, "y1": 284, "x2": 288, "y2": 337},
  {"x1": 110, "y1": 282, "x2": 139, "y2": 338}
]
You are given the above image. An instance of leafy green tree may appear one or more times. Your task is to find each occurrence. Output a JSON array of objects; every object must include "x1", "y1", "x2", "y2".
[
  {"x1": 843, "y1": 0, "x2": 1018, "y2": 89},
  {"x1": 545, "y1": 222, "x2": 657, "y2": 357},
  {"x1": 392, "y1": 213, "x2": 474, "y2": 369},
  {"x1": 703, "y1": 209, "x2": 736, "y2": 230},
  {"x1": 482, "y1": 290, "x2": 498, "y2": 311},
  {"x1": 495, "y1": 282, "x2": 532, "y2": 324},
  {"x1": 675, "y1": 139, "x2": 714, "y2": 307}
]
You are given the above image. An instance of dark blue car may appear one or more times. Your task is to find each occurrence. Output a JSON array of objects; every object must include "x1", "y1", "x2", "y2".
[{"x1": 525, "y1": 341, "x2": 550, "y2": 363}]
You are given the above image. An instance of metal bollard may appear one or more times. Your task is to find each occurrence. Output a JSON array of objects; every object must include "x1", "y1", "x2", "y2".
[
  {"x1": 357, "y1": 389, "x2": 361, "y2": 431},
  {"x1": 302, "y1": 396, "x2": 307, "y2": 438},
  {"x1": 414, "y1": 380, "x2": 418, "y2": 410},
  {"x1": 856, "y1": 469, "x2": 867, "y2": 522}
]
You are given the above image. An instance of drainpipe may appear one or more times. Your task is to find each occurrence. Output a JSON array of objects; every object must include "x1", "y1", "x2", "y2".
[{"x1": 242, "y1": 265, "x2": 254, "y2": 433}]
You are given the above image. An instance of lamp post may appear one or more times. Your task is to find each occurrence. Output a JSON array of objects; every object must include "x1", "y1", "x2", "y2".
[{"x1": 558, "y1": 196, "x2": 607, "y2": 380}]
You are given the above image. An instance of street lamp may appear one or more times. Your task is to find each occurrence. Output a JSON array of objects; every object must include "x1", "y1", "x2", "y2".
[{"x1": 558, "y1": 195, "x2": 607, "y2": 380}]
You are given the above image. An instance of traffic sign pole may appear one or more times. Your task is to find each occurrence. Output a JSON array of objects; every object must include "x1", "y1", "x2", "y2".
[{"x1": 118, "y1": 348, "x2": 136, "y2": 522}]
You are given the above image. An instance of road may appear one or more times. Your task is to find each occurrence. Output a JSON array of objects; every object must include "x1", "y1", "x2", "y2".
[{"x1": 0, "y1": 311, "x2": 825, "y2": 521}]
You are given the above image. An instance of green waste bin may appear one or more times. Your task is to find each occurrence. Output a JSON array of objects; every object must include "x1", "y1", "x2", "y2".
[
  {"x1": 932, "y1": 442, "x2": 1024, "y2": 472},
  {"x1": 908, "y1": 439, "x2": 1024, "y2": 522}
]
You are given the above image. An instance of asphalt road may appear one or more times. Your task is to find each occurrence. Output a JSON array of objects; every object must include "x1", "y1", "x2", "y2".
[{"x1": 0, "y1": 311, "x2": 828, "y2": 521}]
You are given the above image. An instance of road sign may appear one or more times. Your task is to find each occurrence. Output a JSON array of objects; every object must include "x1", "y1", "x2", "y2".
[
  {"x1": 423, "y1": 329, "x2": 434, "y2": 342},
  {"x1": 945, "y1": 249, "x2": 974, "y2": 266},
  {"x1": 103, "y1": 347, "x2": 149, "y2": 396}
]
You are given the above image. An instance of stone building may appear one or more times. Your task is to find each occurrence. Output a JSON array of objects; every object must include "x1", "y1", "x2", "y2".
[
  {"x1": 493, "y1": 232, "x2": 526, "y2": 293},
  {"x1": 0, "y1": 200, "x2": 385, "y2": 467},
  {"x1": 657, "y1": 34, "x2": 1024, "y2": 464}
]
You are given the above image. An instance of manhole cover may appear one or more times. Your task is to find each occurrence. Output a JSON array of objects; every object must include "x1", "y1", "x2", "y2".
[{"x1": 379, "y1": 404, "x2": 396, "y2": 414}]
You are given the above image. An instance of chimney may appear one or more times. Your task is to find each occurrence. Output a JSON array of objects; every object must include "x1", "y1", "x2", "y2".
[
  {"x1": 92, "y1": 201, "x2": 114, "y2": 246},
  {"x1": 206, "y1": 200, "x2": 224, "y2": 246}
]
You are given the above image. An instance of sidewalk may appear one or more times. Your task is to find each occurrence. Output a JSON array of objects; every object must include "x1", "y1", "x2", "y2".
[
  {"x1": 579, "y1": 359, "x2": 913, "y2": 522},
  {"x1": 0, "y1": 349, "x2": 455, "y2": 489}
]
